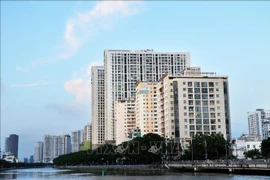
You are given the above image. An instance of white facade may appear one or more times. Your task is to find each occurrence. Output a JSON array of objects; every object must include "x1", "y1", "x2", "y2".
[
  {"x1": 84, "y1": 123, "x2": 92, "y2": 142},
  {"x1": 134, "y1": 68, "x2": 231, "y2": 148},
  {"x1": 104, "y1": 49, "x2": 190, "y2": 141},
  {"x1": 34, "y1": 141, "x2": 43, "y2": 163},
  {"x1": 231, "y1": 135, "x2": 262, "y2": 159},
  {"x1": 43, "y1": 134, "x2": 71, "y2": 163},
  {"x1": 115, "y1": 99, "x2": 136, "y2": 145},
  {"x1": 248, "y1": 109, "x2": 270, "y2": 139},
  {"x1": 71, "y1": 130, "x2": 84, "y2": 152},
  {"x1": 91, "y1": 66, "x2": 105, "y2": 149}
]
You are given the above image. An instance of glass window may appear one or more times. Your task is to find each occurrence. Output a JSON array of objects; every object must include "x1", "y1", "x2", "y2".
[
  {"x1": 194, "y1": 88, "x2": 200, "y2": 93},
  {"x1": 188, "y1": 82, "x2": 193, "y2": 87},
  {"x1": 194, "y1": 82, "x2": 200, "y2": 87},
  {"x1": 188, "y1": 88, "x2": 193, "y2": 93},
  {"x1": 211, "y1": 119, "x2": 216, "y2": 124},
  {"x1": 196, "y1": 113, "x2": 202, "y2": 118},
  {"x1": 202, "y1": 88, "x2": 208, "y2": 93},
  {"x1": 196, "y1": 125, "x2": 202, "y2": 130},
  {"x1": 201, "y1": 82, "x2": 208, "y2": 87},
  {"x1": 189, "y1": 119, "x2": 194, "y2": 124},
  {"x1": 202, "y1": 94, "x2": 208, "y2": 99},
  {"x1": 203, "y1": 100, "x2": 208, "y2": 106},
  {"x1": 195, "y1": 94, "x2": 201, "y2": 99},
  {"x1": 204, "y1": 125, "x2": 210, "y2": 130},
  {"x1": 195, "y1": 107, "x2": 201, "y2": 112},
  {"x1": 196, "y1": 119, "x2": 202, "y2": 124},
  {"x1": 203, "y1": 119, "x2": 209, "y2": 124},
  {"x1": 183, "y1": 82, "x2": 186, "y2": 85},
  {"x1": 195, "y1": 100, "x2": 201, "y2": 105},
  {"x1": 203, "y1": 113, "x2": 209, "y2": 118},
  {"x1": 190, "y1": 125, "x2": 195, "y2": 130}
]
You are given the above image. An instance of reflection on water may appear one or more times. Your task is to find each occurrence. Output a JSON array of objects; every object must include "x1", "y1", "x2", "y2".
[{"x1": 0, "y1": 168, "x2": 269, "y2": 180}]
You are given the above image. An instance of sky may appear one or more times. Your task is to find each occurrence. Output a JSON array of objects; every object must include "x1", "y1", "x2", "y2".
[{"x1": 1, "y1": 1, "x2": 270, "y2": 161}]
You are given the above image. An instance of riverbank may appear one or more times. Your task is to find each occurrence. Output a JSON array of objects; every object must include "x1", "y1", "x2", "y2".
[
  {"x1": 169, "y1": 165, "x2": 270, "y2": 176},
  {"x1": 56, "y1": 164, "x2": 270, "y2": 176},
  {"x1": 56, "y1": 165, "x2": 168, "y2": 176}
]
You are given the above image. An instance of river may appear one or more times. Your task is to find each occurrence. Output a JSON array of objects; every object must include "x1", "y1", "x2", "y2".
[{"x1": 0, "y1": 168, "x2": 269, "y2": 180}]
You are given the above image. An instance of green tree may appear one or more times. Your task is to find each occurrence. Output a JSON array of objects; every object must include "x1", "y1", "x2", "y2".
[
  {"x1": 181, "y1": 133, "x2": 230, "y2": 160},
  {"x1": 244, "y1": 149, "x2": 261, "y2": 159},
  {"x1": 261, "y1": 137, "x2": 270, "y2": 159}
]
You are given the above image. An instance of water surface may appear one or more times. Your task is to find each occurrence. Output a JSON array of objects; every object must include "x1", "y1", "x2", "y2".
[{"x1": 0, "y1": 168, "x2": 269, "y2": 180}]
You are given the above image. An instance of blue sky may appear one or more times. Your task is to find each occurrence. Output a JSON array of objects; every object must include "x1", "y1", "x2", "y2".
[{"x1": 1, "y1": 1, "x2": 270, "y2": 160}]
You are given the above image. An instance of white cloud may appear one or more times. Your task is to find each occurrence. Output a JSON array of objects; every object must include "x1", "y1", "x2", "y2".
[
  {"x1": 18, "y1": 1, "x2": 143, "y2": 70},
  {"x1": 10, "y1": 82, "x2": 51, "y2": 88},
  {"x1": 64, "y1": 78, "x2": 91, "y2": 103},
  {"x1": 16, "y1": 66, "x2": 28, "y2": 72}
]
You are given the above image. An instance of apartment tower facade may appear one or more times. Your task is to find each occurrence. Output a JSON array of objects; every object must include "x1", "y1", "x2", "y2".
[
  {"x1": 104, "y1": 49, "x2": 190, "y2": 141},
  {"x1": 91, "y1": 66, "x2": 105, "y2": 149},
  {"x1": 114, "y1": 99, "x2": 136, "y2": 145},
  {"x1": 34, "y1": 141, "x2": 43, "y2": 163},
  {"x1": 136, "y1": 67, "x2": 231, "y2": 148}
]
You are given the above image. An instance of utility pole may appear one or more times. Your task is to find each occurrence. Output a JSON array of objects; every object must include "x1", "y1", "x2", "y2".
[
  {"x1": 191, "y1": 138, "x2": 194, "y2": 164},
  {"x1": 204, "y1": 140, "x2": 207, "y2": 160}
]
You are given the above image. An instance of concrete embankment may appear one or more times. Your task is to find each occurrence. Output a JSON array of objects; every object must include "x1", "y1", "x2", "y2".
[
  {"x1": 169, "y1": 163, "x2": 270, "y2": 176},
  {"x1": 56, "y1": 165, "x2": 167, "y2": 176}
]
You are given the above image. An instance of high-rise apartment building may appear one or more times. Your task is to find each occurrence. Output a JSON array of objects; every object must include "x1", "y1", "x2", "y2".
[
  {"x1": 136, "y1": 67, "x2": 231, "y2": 148},
  {"x1": 34, "y1": 141, "x2": 43, "y2": 163},
  {"x1": 248, "y1": 109, "x2": 270, "y2": 140},
  {"x1": 114, "y1": 99, "x2": 136, "y2": 145},
  {"x1": 5, "y1": 137, "x2": 9, "y2": 153},
  {"x1": 104, "y1": 49, "x2": 190, "y2": 141},
  {"x1": 71, "y1": 130, "x2": 84, "y2": 152},
  {"x1": 136, "y1": 83, "x2": 159, "y2": 136},
  {"x1": 91, "y1": 66, "x2": 105, "y2": 149},
  {"x1": 43, "y1": 134, "x2": 71, "y2": 163},
  {"x1": 5, "y1": 134, "x2": 19, "y2": 158},
  {"x1": 84, "y1": 124, "x2": 92, "y2": 142}
]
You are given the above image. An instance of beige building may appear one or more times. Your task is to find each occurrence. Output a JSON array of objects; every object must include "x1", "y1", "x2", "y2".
[
  {"x1": 84, "y1": 124, "x2": 92, "y2": 142},
  {"x1": 136, "y1": 67, "x2": 231, "y2": 148},
  {"x1": 114, "y1": 99, "x2": 136, "y2": 145},
  {"x1": 136, "y1": 82, "x2": 159, "y2": 136}
]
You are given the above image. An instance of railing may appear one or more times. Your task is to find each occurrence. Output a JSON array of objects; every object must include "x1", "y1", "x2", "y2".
[{"x1": 169, "y1": 160, "x2": 270, "y2": 169}]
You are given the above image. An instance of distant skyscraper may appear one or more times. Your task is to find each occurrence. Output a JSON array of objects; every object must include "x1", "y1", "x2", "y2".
[
  {"x1": 84, "y1": 124, "x2": 92, "y2": 142},
  {"x1": 6, "y1": 134, "x2": 19, "y2": 158},
  {"x1": 43, "y1": 134, "x2": 71, "y2": 163},
  {"x1": 5, "y1": 137, "x2": 9, "y2": 152},
  {"x1": 24, "y1": 157, "x2": 28, "y2": 163},
  {"x1": 34, "y1": 141, "x2": 43, "y2": 163},
  {"x1": 104, "y1": 49, "x2": 190, "y2": 141},
  {"x1": 248, "y1": 109, "x2": 270, "y2": 140},
  {"x1": 29, "y1": 155, "x2": 34, "y2": 163},
  {"x1": 71, "y1": 130, "x2": 84, "y2": 152},
  {"x1": 91, "y1": 66, "x2": 105, "y2": 149}
]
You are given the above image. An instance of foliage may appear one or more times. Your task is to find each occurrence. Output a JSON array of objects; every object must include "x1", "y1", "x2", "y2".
[
  {"x1": 180, "y1": 133, "x2": 230, "y2": 160},
  {"x1": 80, "y1": 141, "x2": 91, "y2": 151},
  {"x1": 244, "y1": 149, "x2": 261, "y2": 159},
  {"x1": 53, "y1": 133, "x2": 166, "y2": 166},
  {"x1": 261, "y1": 137, "x2": 270, "y2": 159}
]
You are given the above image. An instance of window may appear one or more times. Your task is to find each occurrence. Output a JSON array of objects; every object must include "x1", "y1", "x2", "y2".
[
  {"x1": 189, "y1": 119, "x2": 194, "y2": 124},
  {"x1": 184, "y1": 119, "x2": 187, "y2": 122},
  {"x1": 196, "y1": 119, "x2": 202, "y2": 124},
  {"x1": 190, "y1": 125, "x2": 195, "y2": 130},
  {"x1": 203, "y1": 119, "x2": 209, "y2": 124},
  {"x1": 195, "y1": 88, "x2": 200, "y2": 93},
  {"x1": 183, "y1": 94, "x2": 186, "y2": 97},
  {"x1": 188, "y1": 82, "x2": 192, "y2": 87},
  {"x1": 185, "y1": 125, "x2": 188, "y2": 129},
  {"x1": 194, "y1": 82, "x2": 200, "y2": 87},
  {"x1": 202, "y1": 88, "x2": 208, "y2": 93},
  {"x1": 247, "y1": 145, "x2": 250, "y2": 149},
  {"x1": 216, "y1": 88, "x2": 219, "y2": 92},
  {"x1": 183, "y1": 88, "x2": 186, "y2": 91},
  {"x1": 195, "y1": 94, "x2": 201, "y2": 99},
  {"x1": 183, "y1": 82, "x2": 186, "y2": 85},
  {"x1": 218, "y1": 125, "x2": 221, "y2": 128},
  {"x1": 216, "y1": 94, "x2": 219, "y2": 98},
  {"x1": 218, "y1": 119, "x2": 221, "y2": 122}
]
